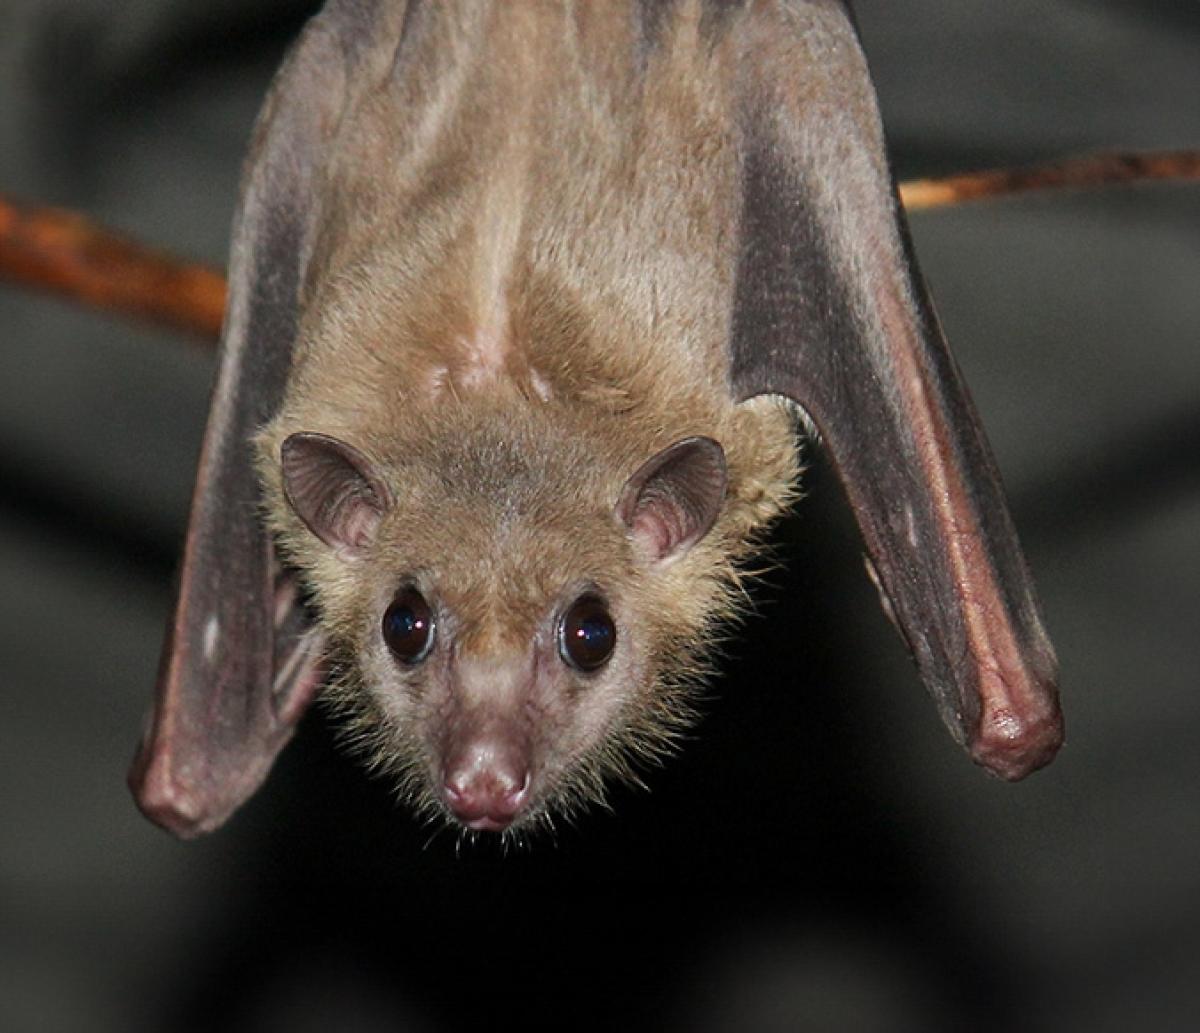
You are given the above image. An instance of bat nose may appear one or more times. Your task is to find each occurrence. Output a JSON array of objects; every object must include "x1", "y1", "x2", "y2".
[{"x1": 442, "y1": 734, "x2": 530, "y2": 831}]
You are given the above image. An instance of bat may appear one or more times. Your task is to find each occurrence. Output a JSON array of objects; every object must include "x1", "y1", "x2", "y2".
[{"x1": 129, "y1": 0, "x2": 1063, "y2": 839}]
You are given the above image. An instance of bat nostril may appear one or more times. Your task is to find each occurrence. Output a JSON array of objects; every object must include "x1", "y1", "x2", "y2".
[{"x1": 443, "y1": 758, "x2": 530, "y2": 831}]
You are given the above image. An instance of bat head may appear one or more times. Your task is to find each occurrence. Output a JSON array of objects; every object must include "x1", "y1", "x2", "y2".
[{"x1": 270, "y1": 403, "x2": 742, "y2": 835}]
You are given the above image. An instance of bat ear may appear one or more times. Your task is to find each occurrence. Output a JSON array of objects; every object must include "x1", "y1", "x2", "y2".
[
  {"x1": 281, "y1": 432, "x2": 392, "y2": 554},
  {"x1": 616, "y1": 437, "x2": 727, "y2": 565}
]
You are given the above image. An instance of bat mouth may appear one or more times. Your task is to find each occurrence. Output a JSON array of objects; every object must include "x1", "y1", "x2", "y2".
[{"x1": 463, "y1": 815, "x2": 514, "y2": 833}]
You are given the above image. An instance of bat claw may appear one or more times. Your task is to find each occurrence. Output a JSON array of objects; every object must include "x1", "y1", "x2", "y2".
[
  {"x1": 969, "y1": 675, "x2": 1064, "y2": 781},
  {"x1": 128, "y1": 747, "x2": 211, "y2": 839}
]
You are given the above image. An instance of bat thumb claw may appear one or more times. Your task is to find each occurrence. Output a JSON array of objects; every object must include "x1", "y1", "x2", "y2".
[
  {"x1": 968, "y1": 673, "x2": 1065, "y2": 781},
  {"x1": 127, "y1": 742, "x2": 211, "y2": 839}
]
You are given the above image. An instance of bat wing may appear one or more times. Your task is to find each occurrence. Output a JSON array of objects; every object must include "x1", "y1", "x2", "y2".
[
  {"x1": 727, "y1": 1, "x2": 1062, "y2": 778},
  {"x1": 129, "y1": 1, "x2": 390, "y2": 836}
]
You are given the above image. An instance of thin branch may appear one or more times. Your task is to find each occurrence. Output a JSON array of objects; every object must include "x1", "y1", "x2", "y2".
[
  {"x1": 899, "y1": 149, "x2": 1200, "y2": 211},
  {"x1": 2, "y1": 150, "x2": 1198, "y2": 343},
  {"x1": 0, "y1": 196, "x2": 226, "y2": 340}
]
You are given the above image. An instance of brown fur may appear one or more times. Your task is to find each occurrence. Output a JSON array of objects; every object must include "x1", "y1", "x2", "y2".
[{"x1": 254, "y1": 1, "x2": 801, "y2": 828}]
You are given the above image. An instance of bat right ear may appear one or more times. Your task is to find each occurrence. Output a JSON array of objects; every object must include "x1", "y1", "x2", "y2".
[
  {"x1": 617, "y1": 436, "x2": 727, "y2": 565},
  {"x1": 281, "y1": 432, "x2": 392, "y2": 555}
]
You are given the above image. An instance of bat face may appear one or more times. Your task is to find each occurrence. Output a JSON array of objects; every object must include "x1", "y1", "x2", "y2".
[
  {"x1": 266, "y1": 430, "x2": 766, "y2": 831},
  {"x1": 264, "y1": 382, "x2": 786, "y2": 833},
  {"x1": 131, "y1": 0, "x2": 1062, "y2": 839}
]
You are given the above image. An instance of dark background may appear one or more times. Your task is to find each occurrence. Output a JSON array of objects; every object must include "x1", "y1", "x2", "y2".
[{"x1": 1, "y1": 2, "x2": 1197, "y2": 1030}]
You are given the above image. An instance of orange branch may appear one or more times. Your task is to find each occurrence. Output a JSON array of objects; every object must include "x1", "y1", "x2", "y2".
[
  {"x1": 1, "y1": 150, "x2": 1197, "y2": 344},
  {"x1": 0, "y1": 196, "x2": 226, "y2": 340},
  {"x1": 899, "y1": 150, "x2": 1200, "y2": 211}
]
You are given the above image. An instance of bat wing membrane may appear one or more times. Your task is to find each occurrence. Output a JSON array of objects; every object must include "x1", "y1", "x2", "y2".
[
  {"x1": 129, "y1": 1, "x2": 396, "y2": 836},
  {"x1": 726, "y1": 0, "x2": 1062, "y2": 777}
]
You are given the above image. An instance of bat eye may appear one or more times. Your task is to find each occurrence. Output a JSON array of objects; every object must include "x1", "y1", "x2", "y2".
[
  {"x1": 558, "y1": 595, "x2": 617, "y2": 672},
  {"x1": 382, "y1": 588, "x2": 435, "y2": 664}
]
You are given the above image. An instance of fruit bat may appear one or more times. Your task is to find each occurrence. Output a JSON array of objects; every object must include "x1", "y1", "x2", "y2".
[{"x1": 130, "y1": 0, "x2": 1063, "y2": 838}]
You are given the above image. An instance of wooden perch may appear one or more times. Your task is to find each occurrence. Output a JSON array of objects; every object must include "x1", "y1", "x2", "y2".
[
  {"x1": 900, "y1": 150, "x2": 1200, "y2": 211},
  {"x1": 1, "y1": 150, "x2": 1197, "y2": 344},
  {"x1": 0, "y1": 197, "x2": 226, "y2": 340}
]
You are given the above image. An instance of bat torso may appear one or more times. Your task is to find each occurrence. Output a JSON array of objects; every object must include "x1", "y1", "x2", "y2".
[
  {"x1": 245, "y1": 0, "x2": 802, "y2": 828},
  {"x1": 258, "y1": 0, "x2": 801, "y2": 631}
]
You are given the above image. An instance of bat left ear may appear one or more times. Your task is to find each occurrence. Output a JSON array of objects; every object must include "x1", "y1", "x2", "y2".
[
  {"x1": 616, "y1": 436, "x2": 727, "y2": 565},
  {"x1": 281, "y1": 432, "x2": 393, "y2": 555}
]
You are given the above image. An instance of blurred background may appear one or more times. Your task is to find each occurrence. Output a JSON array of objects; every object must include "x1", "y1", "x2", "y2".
[{"x1": 1, "y1": 1, "x2": 1197, "y2": 1030}]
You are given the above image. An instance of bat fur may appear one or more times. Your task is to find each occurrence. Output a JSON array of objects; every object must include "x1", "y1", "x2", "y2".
[{"x1": 131, "y1": 0, "x2": 1063, "y2": 838}]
